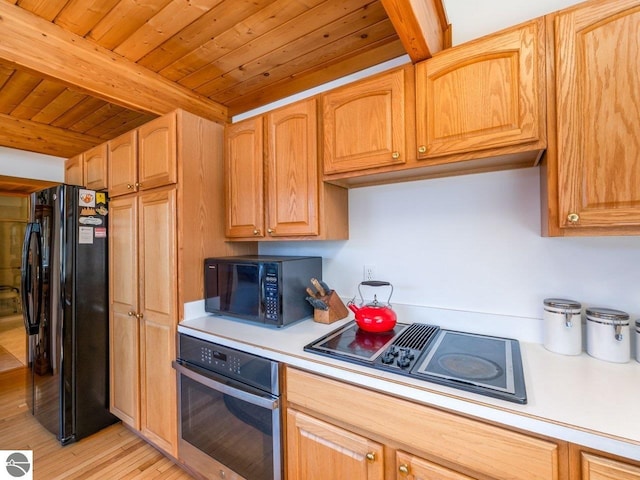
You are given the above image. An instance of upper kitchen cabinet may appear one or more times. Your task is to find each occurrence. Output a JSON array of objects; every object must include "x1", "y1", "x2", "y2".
[
  {"x1": 64, "y1": 144, "x2": 108, "y2": 190},
  {"x1": 225, "y1": 98, "x2": 348, "y2": 241},
  {"x1": 108, "y1": 114, "x2": 177, "y2": 197},
  {"x1": 64, "y1": 154, "x2": 83, "y2": 186},
  {"x1": 322, "y1": 66, "x2": 415, "y2": 176},
  {"x1": 416, "y1": 17, "x2": 546, "y2": 163},
  {"x1": 541, "y1": 0, "x2": 640, "y2": 236}
]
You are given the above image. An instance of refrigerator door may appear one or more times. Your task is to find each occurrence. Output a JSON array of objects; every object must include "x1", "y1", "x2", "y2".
[{"x1": 60, "y1": 186, "x2": 116, "y2": 443}]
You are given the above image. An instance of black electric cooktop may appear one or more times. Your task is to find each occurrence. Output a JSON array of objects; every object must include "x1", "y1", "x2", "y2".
[{"x1": 304, "y1": 321, "x2": 527, "y2": 404}]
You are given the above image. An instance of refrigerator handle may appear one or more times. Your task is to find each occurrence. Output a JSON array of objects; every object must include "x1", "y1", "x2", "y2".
[{"x1": 21, "y1": 222, "x2": 43, "y2": 335}]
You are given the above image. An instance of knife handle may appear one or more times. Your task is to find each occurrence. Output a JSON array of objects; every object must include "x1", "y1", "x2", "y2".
[{"x1": 310, "y1": 278, "x2": 326, "y2": 297}]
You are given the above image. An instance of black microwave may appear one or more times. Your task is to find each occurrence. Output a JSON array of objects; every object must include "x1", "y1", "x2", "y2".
[{"x1": 204, "y1": 255, "x2": 322, "y2": 327}]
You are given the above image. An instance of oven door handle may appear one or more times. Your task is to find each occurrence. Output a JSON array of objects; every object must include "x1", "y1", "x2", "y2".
[{"x1": 173, "y1": 361, "x2": 279, "y2": 410}]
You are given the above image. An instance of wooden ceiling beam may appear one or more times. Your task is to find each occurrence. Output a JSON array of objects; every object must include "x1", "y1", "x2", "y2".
[
  {"x1": 0, "y1": 112, "x2": 103, "y2": 157},
  {"x1": 381, "y1": 0, "x2": 451, "y2": 62},
  {"x1": 0, "y1": 2, "x2": 229, "y2": 123}
]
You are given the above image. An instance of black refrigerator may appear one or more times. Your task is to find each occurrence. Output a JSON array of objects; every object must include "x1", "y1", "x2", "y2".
[{"x1": 21, "y1": 184, "x2": 117, "y2": 445}]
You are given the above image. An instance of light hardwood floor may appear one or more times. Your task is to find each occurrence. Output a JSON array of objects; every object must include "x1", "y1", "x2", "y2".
[
  {"x1": 0, "y1": 314, "x2": 26, "y2": 367},
  {"x1": 0, "y1": 367, "x2": 195, "y2": 479}
]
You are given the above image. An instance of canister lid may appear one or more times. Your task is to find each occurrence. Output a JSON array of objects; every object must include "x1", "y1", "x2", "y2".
[
  {"x1": 586, "y1": 307, "x2": 629, "y2": 322},
  {"x1": 543, "y1": 298, "x2": 581, "y2": 309}
]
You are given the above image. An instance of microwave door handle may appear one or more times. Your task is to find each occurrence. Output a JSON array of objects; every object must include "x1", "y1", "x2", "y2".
[{"x1": 173, "y1": 361, "x2": 279, "y2": 410}]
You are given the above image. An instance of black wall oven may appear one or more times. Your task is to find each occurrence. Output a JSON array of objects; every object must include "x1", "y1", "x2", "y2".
[{"x1": 174, "y1": 334, "x2": 282, "y2": 480}]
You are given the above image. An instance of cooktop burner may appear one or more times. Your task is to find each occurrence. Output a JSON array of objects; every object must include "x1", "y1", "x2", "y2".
[{"x1": 304, "y1": 321, "x2": 526, "y2": 404}]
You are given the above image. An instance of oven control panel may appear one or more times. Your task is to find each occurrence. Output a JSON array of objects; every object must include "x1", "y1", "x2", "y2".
[{"x1": 178, "y1": 333, "x2": 280, "y2": 395}]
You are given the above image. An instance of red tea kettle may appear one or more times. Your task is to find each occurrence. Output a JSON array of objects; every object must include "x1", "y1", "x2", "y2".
[{"x1": 347, "y1": 281, "x2": 397, "y2": 332}]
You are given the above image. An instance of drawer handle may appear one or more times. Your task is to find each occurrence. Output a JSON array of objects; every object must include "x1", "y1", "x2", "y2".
[
  {"x1": 399, "y1": 464, "x2": 410, "y2": 475},
  {"x1": 418, "y1": 145, "x2": 427, "y2": 154},
  {"x1": 366, "y1": 452, "x2": 376, "y2": 462}
]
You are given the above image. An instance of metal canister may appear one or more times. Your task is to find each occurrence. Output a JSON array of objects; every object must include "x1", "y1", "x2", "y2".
[
  {"x1": 543, "y1": 298, "x2": 582, "y2": 355},
  {"x1": 586, "y1": 307, "x2": 630, "y2": 363}
]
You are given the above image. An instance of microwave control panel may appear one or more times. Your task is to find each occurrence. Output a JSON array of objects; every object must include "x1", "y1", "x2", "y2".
[{"x1": 264, "y1": 264, "x2": 280, "y2": 321}]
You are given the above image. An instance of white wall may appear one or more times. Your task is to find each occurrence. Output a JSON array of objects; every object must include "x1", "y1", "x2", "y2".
[
  {"x1": 260, "y1": 168, "x2": 640, "y2": 323},
  {"x1": 445, "y1": 0, "x2": 585, "y2": 45},
  {"x1": 0, "y1": 147, "x2": 64, "y2": 182}
]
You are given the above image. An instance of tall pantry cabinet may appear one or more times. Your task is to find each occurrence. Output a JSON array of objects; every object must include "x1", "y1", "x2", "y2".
[{"x1": 108, "y1": 110, "x2": 256, "y2": 456}]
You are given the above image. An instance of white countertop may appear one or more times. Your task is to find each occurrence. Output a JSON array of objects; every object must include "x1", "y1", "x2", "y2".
[{"x1": 178, "y1": 313, "x2": 640, "y2": 461}]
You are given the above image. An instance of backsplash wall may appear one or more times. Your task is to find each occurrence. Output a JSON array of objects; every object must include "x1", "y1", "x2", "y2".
[{"x1": 260, "y1": 167, "x2": 640, "y2": 323}]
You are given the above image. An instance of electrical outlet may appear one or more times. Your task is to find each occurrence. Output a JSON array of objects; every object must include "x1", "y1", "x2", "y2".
[{"x1": 363, "y1": 264, "x2": 376, "y2": 281}]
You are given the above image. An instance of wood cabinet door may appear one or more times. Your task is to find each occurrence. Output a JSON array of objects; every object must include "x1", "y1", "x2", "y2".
[
  {"x1": 416, "y1": 18, "x2": 545, "y2": 158},
  {"x1": 138, "y1": 187, "x2": 178, "y2": 456},
  {"x1": 554, "y1": 0, "x2": 640, "y2": 229},
  {"x1": 265, "y1": 98, "x2": 319, "y2": 237},
  {"x1": 108, "y1": 195, "x2": 140, "y2": 429},
  {"x1": 138, "y1": 113, "x2": 177, "y2": 191},
  {"x1": 323, "y1": 68, "x2": 408, "y2": 174},
  {"x1": 287, "y1": 409, "x2": 384, "y2": 480},
  {"x1": 64, "y1": 155, "x2": 83, "y2": 186},
  {"x1": 225, "y1": 117, "x2": 264, "y2": 238},
  {"x1": 108, "y1": 130, "x2": 138, "y2": 197},
  {"x1": 396, "y1": 451, "x2": 475, "y2": 480},
  {"x1": 83, "y1": 143, "x2": 108, "y2": 190},
  {"x1": 581, "y1": 452, "x2": 640, "y2": 480}
]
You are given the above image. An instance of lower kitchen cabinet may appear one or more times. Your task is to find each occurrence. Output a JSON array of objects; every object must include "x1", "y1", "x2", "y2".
[
  {"x1": 109, "y1": 187, "x2": 178, "y2": 456},
  {"x1": 580, "y1": 453, "x2": 640, "y2": 480},
  {"x1": 285, "y1": 367, "x2": 567, "y2": 480},
  {"x1": 287, "y1": 409, "x2": 384, "y2": 480},
  {"x1": 570, "y1": 445, "x2": 640, "y2": 480},
  {"x1": 396, "y1": 451, "x2": 476, "y2": 480}
]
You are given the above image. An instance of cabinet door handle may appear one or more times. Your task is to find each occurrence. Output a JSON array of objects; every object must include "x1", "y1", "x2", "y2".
[
  {"x1": 136, "y1": 313, "x2": 144, "y2": 320},
  {"x1": 418, "y1": 145, "x2": 427, "y2": 154},
  {"x1": 398, "y1": 463, "x2": 410, "y2": 475},
  {"x1": 253, "y1": 229, "x2": 260, "y2": 236},
  {"x1": 128, "y1": 311, "x2": 135, "y2": 316},
  {"x1": 127, "y1": 184, "x2": 133, "y2": 190},
  {"x1": 392, "y1": 151, "x2": 400, "y2": 159},
  {"x1": 365, "y1": 452, "x2": 376, "y2": 462},
  {"x1": 567, "y1": 213, "x2": 579, "y2": 223},
  {"x1": 267, "y1": 228, "x2": 274, "y2": 234},
  {"x1": 135, "y1": 182, "x2": 141, "y2": 188}
]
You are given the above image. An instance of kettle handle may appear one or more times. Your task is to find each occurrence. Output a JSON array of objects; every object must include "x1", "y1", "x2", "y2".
[{"x1": 358, "y1": 281, "x2": 394, "y2": 306}]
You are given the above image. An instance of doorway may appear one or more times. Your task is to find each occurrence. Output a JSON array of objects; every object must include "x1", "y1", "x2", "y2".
[{"x1": 0, "y1": 195, "x2": 28, "y2": 372}]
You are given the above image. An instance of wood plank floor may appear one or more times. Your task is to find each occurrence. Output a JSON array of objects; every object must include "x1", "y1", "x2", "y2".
[
  {"x1": 0, "y1": 367, "x2": 195, "y2": 479},
  {"x1": 0, "y1": 314, "x2": 27, "y2": 368}
]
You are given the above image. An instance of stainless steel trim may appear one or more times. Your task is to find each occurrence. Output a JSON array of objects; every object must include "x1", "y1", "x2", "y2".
[{"x1": 173, "y1": 361, "x2": 279, "y2": 410}]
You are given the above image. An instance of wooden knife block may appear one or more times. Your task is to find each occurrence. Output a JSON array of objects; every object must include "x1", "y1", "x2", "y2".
[{"x1": 313, "y1": 291, "x2": 349, "y2": 324}]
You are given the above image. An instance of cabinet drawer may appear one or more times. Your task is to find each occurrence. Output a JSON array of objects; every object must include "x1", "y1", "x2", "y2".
[{"x1": 286, "y1": 367, "x2": 561, "y2": 480}]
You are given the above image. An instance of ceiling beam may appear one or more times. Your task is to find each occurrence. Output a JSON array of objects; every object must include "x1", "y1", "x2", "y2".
[
  {"x1": 0, "y1": 112, "x2": 102, "y2": 157},
  {"x1": 0, "y1": 2, "x2": 228, "y2": 124},
  {"x1": 381, "y1": 0, "x2": 451, "y2": 62}
]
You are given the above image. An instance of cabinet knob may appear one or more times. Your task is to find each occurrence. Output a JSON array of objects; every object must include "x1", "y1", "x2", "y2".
[
  {"x1": 567, "y1": 213, "x2": 580, "y2": 224},
  {"x1": 136, "y1": 313, "x2": 144, "y2": 320},
  {"x1": 418, "y1": 145, "x2": 427, "y2": 154},
  {"x1": 127, "y1": 184, "x2": 133, "y2": 190},
  {"x1": 398, "y1": 464, "x2": 410, "y2": 475},
  {"x1": 392, "y1": 151, "x2": 400, "y2": 159},
  {"x1": 267, "y1": 228, "x2": 274, "y2": 234},
  {"x1": 128, "y1": 311, "x2": 135, "y2": 316},
  {"x1": 135, "y1": 182, "x2": 141, "y2": 188},
  {"x1": 365, "y1": 452, "x2": 376, "y2": 462},
  {"x1": 253, "y1": 229, "x2": 260, "y2": 236}
]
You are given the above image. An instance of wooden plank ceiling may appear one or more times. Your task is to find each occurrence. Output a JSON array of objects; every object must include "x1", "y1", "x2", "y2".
[{"x1": 0, "y1": 0, "x2": 448, "y2": 159}]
